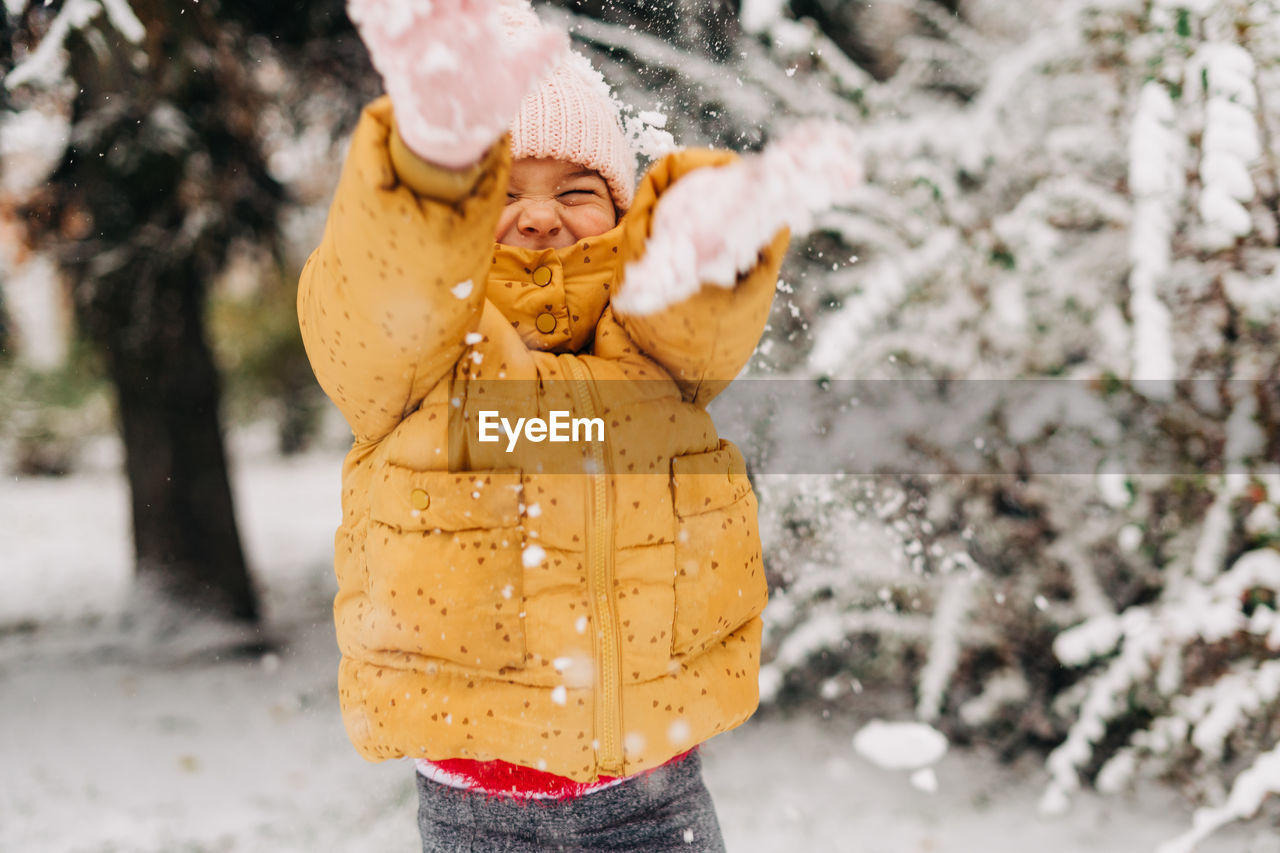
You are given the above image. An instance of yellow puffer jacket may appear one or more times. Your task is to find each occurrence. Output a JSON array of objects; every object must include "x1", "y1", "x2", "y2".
[{"x1": 299, "y1": 97, "x2": 788, "y2": 782}]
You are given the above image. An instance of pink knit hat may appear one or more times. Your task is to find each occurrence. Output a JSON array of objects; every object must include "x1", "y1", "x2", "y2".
[{"x1": 502, "y1": 4, "x2": 637, "y2": 211}]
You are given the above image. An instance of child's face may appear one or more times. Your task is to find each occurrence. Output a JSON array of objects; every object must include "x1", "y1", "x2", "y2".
[{"x1": 496, "y1": 158, "x2": 617, "y2": 250}]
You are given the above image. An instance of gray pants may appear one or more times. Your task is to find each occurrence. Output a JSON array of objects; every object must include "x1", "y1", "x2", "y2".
[{"x1": 415, "y1": 750, "x2": 726, "y2": 852}]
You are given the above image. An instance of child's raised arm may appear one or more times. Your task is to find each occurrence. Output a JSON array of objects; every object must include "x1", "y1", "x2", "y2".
[
  {"x1": 348, "y1": 0, "x2": 565, "y2": 171},
  {"x1": 298, "y1": 1, "x2": 565, "y2": 442},
  {"x1": 608, "y1": 122, "x2": 863, "y2": 407}
]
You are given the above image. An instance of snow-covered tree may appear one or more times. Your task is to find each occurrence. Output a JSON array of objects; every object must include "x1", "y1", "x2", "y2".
[
  {"x1": 2, "y1": 0, "x2": 377, "y2": 623},
  {"x1": 679, "y1": 0, "x2": 1279, "y2": 846}
]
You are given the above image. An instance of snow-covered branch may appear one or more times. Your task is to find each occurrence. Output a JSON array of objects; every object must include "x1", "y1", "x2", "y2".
[
  {"x1": 1127, "y1": 81, "x2": 1183, "y2": 397},
  {"x1": 5, "y1": 0, "x2": 145, "y2": 90},
  {"x1": 1194, "y1": 42, "x2": 1260, "y2": 249},
  {"x1": 1156, "y1": 742, "x2": 1280, "y2": 853}
]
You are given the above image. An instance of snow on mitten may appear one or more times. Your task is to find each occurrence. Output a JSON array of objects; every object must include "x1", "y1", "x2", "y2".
[
  {"x1": 348, "y1": 0, "x2": 567, "y2": 169},
  {"x1": 613, "y1": 122, "x2": 863, "y2": 316}
]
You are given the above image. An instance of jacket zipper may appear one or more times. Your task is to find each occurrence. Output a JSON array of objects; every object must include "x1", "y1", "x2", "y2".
[{"x1": 559, "y1": 355, "x2": 623, "y2": 776}]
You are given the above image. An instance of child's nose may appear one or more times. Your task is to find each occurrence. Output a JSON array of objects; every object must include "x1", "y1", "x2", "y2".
[{"x1": 517, "y1": 201, "x2": 562, "y2": 238}]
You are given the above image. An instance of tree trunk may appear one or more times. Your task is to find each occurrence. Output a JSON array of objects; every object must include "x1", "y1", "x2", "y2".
[
  {"x1": 14, "y1": 0, "x2": 371, "y2": 627},
  {"x1": 38, "y1": 1, "x2": 268, "y2": 624},
  {"x1": 101, "y1": 268, "x2": 258, "y2": 622}
]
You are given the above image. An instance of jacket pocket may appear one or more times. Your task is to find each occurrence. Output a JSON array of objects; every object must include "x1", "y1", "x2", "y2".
[
  {"x1": 367, "y1": 465, "x2": 526, "y2": 672},
  {"x1": 670, "y1": 440, "x2": 767, "y2": 657}
]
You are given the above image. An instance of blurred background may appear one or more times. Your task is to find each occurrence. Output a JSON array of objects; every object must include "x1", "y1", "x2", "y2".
[{"x1": 2, "y1": 0, "x2": 1278, "y2": 850}]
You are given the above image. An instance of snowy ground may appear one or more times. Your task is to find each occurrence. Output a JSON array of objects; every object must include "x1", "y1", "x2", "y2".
[{"x1": 2, "y1": 446, "x2": 1276, "y2": 853}]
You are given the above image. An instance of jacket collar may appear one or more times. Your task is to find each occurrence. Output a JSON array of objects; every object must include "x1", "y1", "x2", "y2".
[{"x1": 487, "y1": 221, "x2": 624, "y2": 354}]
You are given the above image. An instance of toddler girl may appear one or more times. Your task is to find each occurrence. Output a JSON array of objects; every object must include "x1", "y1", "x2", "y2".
[{"x1": 299, "y1": 2, "x2": 860, "y2": 849}]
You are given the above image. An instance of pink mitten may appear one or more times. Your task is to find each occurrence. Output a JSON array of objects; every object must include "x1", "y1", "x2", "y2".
[
  {"x1": 348, "y1": 0, "x2": 568, "y2": 169},
  {"x1": 614, "y1": 121, "x2": 864, "y2": 316}
]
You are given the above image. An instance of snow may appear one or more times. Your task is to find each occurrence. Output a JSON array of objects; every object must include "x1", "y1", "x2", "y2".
[
  {"x1": 348, "y1": 0, "x2": 417, "y2": 41},
  {"x1": 1187, "y1": 660, "x2": 1280, "y2": 761},
  {"x1": 0, "y1": 452, "x2": 1271, "y2": 852},
  {"x1": 1244, "y1": 502, "x2": 1279, "y2": 537},
  {"x1": 1097, "y1": 749, "x2": 1138, "y2": 795},
  {"x1": 0, "y1": 468, "x2": 133, "y2": 626},
  {"x1": 958, "y1": 670, "x2": 1031, "y2": 728},
  {"x1": 1044, "y1": 539, "x2": 1280, "y2": 831},
  {"x1": 450, "y1": 279, "x2": 474, "y2": 299},
  {"x1": 623, "y1": 111, "x2": 677, "y2": 160},
  {"x1": 1157, "y1": 744, "x2": 1280, "y2": 853},
  {"x1": 1193, "y1": 42, "x2": 1260, "y2": 250},
  {"x1": 852, "y1": 720, "x2": 949, "y2": 770},
  {"x1": 1199, "y1": 151, "x2": 1254, "y2": 202},
  {"x1": 806, "y1": 228, "x2": 959, "y2": 375},
  {"x1": 521, "y1": 542, "x2": 546, "y2": 568},
  {"x1": 1127, "y1": 82, "x2": 1181, "y2": 395},
  {"x1": 739, "y1": 0, "x2": 789, "y2": 35},
  {"x1": 1202, "y1": 99, "x2": 1260, "y2": 164},
  {"x1": 0, "y1": 255, "x2": 71, "y2": 371},
  {"x1": 1224, "y1": 391, "x2": 1265, "y2": 465},
  {"x1": 1118, "y1": 524, "x2": 1144, "y2": 553},
  {"x1": 1198, "y1": 184, "x2": 1252, "y2": 238},
  {"x1": 4, "y1": 0, "x2": 101, "y2": 90},
  {"x1": 99, "y1": 0, "x2": 146, "y2": 44},
  {"x1": 1054, "y1": 613, "x2": 1124, "y2": 667},
  {"x1": 916, "y1": 573, "x2": 973, "y2": 721},
  {"x1": 635, "y1": 110, "x2": 666, "y2": 129},
  {"x1": 910, "y1": 767, "x2": 939, "y2": 793},
  {"x1": 1192, "y1": 471, "x2": 1247, "y2": 582},
  {"x1": 5, "y1": 0, "x2": 144, "y2": 91},
  {"x1": 1223, "y1": 269, "x2": 1280, "y2": 323},
  {"x1": 0, "y1": 108, "x2": 71, "y2": 194}
]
